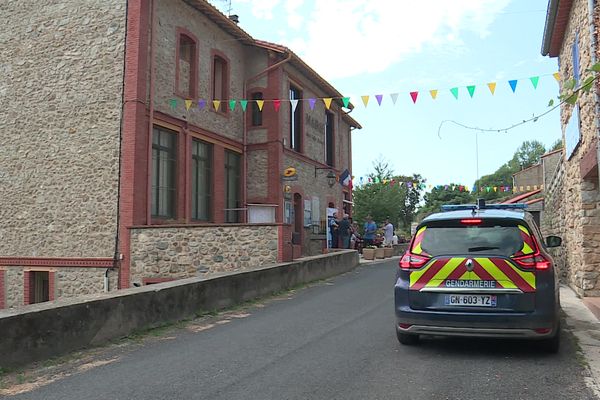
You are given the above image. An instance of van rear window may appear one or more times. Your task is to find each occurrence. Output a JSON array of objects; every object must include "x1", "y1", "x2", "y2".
[{"x1": 412, "y1": 222, "x2": 534, "y2": 257}]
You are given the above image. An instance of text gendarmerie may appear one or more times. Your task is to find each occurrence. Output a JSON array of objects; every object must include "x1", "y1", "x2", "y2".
[{"x1": 444, "y1": 280, "x2": 497, "y2": 288}]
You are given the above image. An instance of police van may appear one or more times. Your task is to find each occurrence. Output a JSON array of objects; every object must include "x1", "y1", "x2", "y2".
[{"x1": 394, "y1": 200, "x2": 562, "y2": 352}]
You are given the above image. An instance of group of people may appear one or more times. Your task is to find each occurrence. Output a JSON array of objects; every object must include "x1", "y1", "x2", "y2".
[{"x1": 329, "y1": 213, "x2": 397, "y2": 251}]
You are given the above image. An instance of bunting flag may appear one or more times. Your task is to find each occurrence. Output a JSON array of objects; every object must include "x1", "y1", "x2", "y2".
[
  {"x1": 487, "y1": 82, "x2": 496, "y2": 95},
  {"x1": 375, "y1": 94, "x2": 383, "y2": 106},
  {"x1": 229, "y1": 100, "x2": 236, "y2": 111},
  {"x1": 530, "y1": 76, "x2": 539, "y2": 89},
  {"x1": 169, "y1": 99, "x2": 177, "y2": 109},
  {"x1": 410, "y1": 91, "x2": 419, "y2": 104},
  {"x1": 553, "y1": 72, "x2": 561, "y2": 82},
  {"x1": 185, "y1": 99, "x2": 193, "y2": 110},
  {"x1": 273, "y1": 99, "x2": 281, "y2": 112},
  {"x1": 361, "y1": 95, "x2": 370, "y2": 107},
  {"x1": 308, "y1": 98, "x2": 316, "y2": 110},
  {"x1": 342, "y1": 97, "x2": 350, "y2": 108},
  {"x1": 450, "y1": 87, "x2": 459, "y2": 100},
  {"x1": 467, "y1": 85, "x2": 476, "y2": 98},
  {"x1": 430, "y1": 90, "x2": 438, "y2": 100},
  {"x1": 198, "y1": 99, "x2": 206, "y2": 109},
  {"x1": 323, "y1": 98, "x2": 333, "y2": 110},
  {"x1": 240, "y1": 99, "x2": 248, "y2": 112},
  {"x1": 212, "y1": 100, "x2": 221, "y2": 111},
  {"x1": 508, "y1": 79, "x2": 518, "y2": 93},
  {"x1": 290, "y1": 99, "x2": 299, "y2": 113},
  {"x1": 256, "y1": 99, "x2": 264, "y2": 111},
  {"x1": 390, "y1": 93, "x2": 399, "y2": 104}
]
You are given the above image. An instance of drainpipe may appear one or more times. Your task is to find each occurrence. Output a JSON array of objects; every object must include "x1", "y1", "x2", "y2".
[
  {"x1": 242, "y1": 51, "x2": 292, "y2": 221},
  {"x1": 104, "y1": 268, "x2": 110, "y2": 292}
]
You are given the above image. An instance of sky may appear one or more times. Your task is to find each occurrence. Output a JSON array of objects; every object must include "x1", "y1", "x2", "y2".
[{"x1": 210, "y1": 0, "x2": 561, "y2": 189}]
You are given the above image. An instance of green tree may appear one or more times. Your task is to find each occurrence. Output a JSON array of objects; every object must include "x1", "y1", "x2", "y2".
[
  {"x1": 513, "y1": 140, "x2": 546, "y2": 170},
  {"x1": 417, "y1": 185, "x2": 475, "y2": 220},
  {"x1": 353, "y1": 160, "x2": 424, "y2": 235},
  {"x1": 550, "y1": 138, "x2": 563, "y2": 151}
]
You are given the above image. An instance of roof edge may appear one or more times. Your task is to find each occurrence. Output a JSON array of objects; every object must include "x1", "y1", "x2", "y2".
[{"x1": 542, "y1": 0, "x2": 560, "y2": 56}]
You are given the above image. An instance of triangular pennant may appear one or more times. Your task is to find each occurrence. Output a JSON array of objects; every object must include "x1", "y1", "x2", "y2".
[
  {"x1": 169, "y1": 99, "x2": 177, "y2": 109},
  {"x1": 450, "y1": 87, "x2": 459, "y2": 99},
  {"x1": 308, "y1": 98, "x2": 316, "y2": 110},
  {"x1": 197, "y1": 99, "x2": 206, "y2": 110},
  {"x1": 508, "y1": 79, "x2": 518, "y2": 93},
  {"x1": 530, "y1": 76, "x2": 539, "y2": 89},
  {"x1": 273, "y1": 99, "x2": 281, "y2": 112},
  {"x1": 342, "y1": 97, "x2": 350, "y2": 108},
  {"x1": 410, "y1": 91, "x2": 418, "y2": 104},
  {"x1": 375, "y1": 94, "x2": 383, "y2": 106},
  {"x1": 213, "y1": 100, "x2": 221, "y2": 111},
  {"x1": 185, "y1": 99, "x2": 193, "y2": 110},
  {"x1": 467, "y1": 85, "x2": 476, "y2": 98},
  {"x1": 361, "y1": 95, "x2": 370, "y2": 107},
  {"x1": 256, "y1": 99, "x2": 264, "y2": 111},
  {"x1": 429, "y1": 90, "x2": 438, "y2": 100},
  {"x1": 290, "y1": 99, "x2": 299, "y2": 113},
  {"x1": 487, "y1": 82, "x2": 496, "y2": 95},
  {"x1": 323, "y1": 98, "x2": 332, "y2": 110},
  {"x1": 240, "y1": 99, "x2": 248, "y2": 112},
  {"x1": 390, "y1": 93, "x2": 399, "y2": 104},
  {"x1": 553, "y1": 72, "x2": 561, "y2": 82},
  {"x1": 229, "y1": 100, "x2": 236, "y2": 111}
]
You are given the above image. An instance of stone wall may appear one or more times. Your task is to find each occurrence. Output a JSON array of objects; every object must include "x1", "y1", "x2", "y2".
[
  {"x1": 2, "y1": 267, "x2": 118, "y2": 309},
  {"x1": 247, "y1": 149, "x2": 269, "y2": 200},
  {"x1": 542, "y1": 158, "x2": 567, "y2": 282},
  {"x1": 552, "y1": 0, "x2": 600, "y2": 295},
  {"x1": 0, "y1": 0, "x2": 125, "y2": 258},
  {"x1": 129, "y1": 224, "x2": 279, "y2": 285},
  {"x1": 154, "y1": 0, "x2": 247, "y2": 142}
]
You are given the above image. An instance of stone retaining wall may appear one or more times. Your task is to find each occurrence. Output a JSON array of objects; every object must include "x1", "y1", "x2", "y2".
[{"x1": 129, "y1": 224, "x2": 280, "y2": 285}]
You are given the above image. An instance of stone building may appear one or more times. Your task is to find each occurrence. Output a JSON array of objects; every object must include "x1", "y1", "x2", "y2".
[
  {"x1": 541, "y1": 0, "x2": 600, "y2": 296},
  {"x1": 0, "y1": 0, "x2": 359, "y2": 309}
]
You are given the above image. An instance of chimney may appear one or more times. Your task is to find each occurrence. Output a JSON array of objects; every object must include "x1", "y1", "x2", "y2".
[{"x1": 229, "y1": 14, "x2": 239, "y2": 24}]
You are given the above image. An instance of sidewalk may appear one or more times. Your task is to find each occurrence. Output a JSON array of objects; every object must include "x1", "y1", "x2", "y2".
[{"x1": 561, "y1": 286, "x2": 600, "y2": 397}]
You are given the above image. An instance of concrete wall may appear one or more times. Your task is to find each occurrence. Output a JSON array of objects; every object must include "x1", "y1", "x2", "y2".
[
  {"x1": 513, "y1": 164, "x2": 543, "y2": 190},
  {"x1": 129, "y1": 224, "x2": 280, "y2": 285},
  {"x1": 0, "y1": 0, "x2": 125, "y2": 258},
  {"x1": 0, "y1": 250, "x2": 359, "y2": 369}
]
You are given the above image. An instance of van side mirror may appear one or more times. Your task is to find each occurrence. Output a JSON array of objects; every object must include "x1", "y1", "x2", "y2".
[{"x1": 546, "y1": 236, "x2": 562, "y2": 248}]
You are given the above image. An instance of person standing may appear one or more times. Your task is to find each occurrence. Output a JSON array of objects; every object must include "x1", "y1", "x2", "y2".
[
  {"x1": 329, "y1": 212, "x2": 340, "y2": 248},
  {"x1": 339, "y1": 214, "x2": 352, "y2": 249},
  {"x1": 363, "y1": 215, "x2": 377, "y2": 247},
  {"x1": 383, "y1": 218, "x2": 394, "y2": 246}
]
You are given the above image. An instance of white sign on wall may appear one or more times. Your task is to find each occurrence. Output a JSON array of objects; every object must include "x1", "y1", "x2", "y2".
[{"x1": 564, "y1": 105, "x2": 581, "y2": 160}]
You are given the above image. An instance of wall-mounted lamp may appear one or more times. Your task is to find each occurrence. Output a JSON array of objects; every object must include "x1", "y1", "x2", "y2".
[{"x1": 315, "y1": 167, "x2": 337, "y2": 188}]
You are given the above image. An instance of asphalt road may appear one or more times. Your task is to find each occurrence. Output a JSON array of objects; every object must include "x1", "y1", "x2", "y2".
[{"x1": 7, "y1": 259, "x2": 597, "y2": 400}]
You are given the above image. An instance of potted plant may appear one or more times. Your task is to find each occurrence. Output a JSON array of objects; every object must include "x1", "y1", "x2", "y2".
[
  {"x1": 375, "y1": 246, "x2": 385, "y2": 259},
  {"x1": 363, "y1": 246, "x2": 376, "y2": 260},
  {"x1": 384, "y1": 246, "x2": 394, "y2": 258}
]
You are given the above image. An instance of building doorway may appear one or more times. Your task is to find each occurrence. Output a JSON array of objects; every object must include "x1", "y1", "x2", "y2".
[
  {"x1": 27, "y1": 271, "x2": 50, "y2": 304},
  {"x1": 293, "y1": 193, "x2": 303, "y2": 246}
]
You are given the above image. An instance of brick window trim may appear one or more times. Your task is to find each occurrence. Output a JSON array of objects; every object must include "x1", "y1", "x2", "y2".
[
  {"x1": 209, "y1": 49, "x2": 231, "y2": 118},
  {"x1": 248, "y1": 90, "x2": 264, "y2": 127},
  {"x1": 0, "y1": 270, "x2": 5, "y2": 309},
  {"x1": 174, "y1": 27, "x2": 199, "y2": 100},
  {"x1": 23, "y1": 270, "x2": 55, "y2": 305}
]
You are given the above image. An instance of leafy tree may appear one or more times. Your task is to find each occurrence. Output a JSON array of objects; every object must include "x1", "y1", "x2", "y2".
[
  {"x1": 417, "y1": 185, "x2": 475, "y2": 220},
  {"x1": 513, "y1": 140, "x2": 546, "y2": 170},
  {"x1": 353, "y1": 159, "x2": 424, "y2": 235},
  {"x1": 550, "y1": 138, "x2": 563, "y2": 151}
]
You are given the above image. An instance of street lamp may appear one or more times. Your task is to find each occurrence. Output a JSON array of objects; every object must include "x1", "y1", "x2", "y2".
[{"x1": 314, "y1": 167, "x2": 337, "y2": 188}]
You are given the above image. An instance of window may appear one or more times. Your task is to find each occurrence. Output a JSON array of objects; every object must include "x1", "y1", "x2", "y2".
[
  {"x1": 325, "y1": 111, "x2": 334, "y2": 166},
  {"x1": 251, "y1": 92, "x2": 263, "y2": 126},
  {"x1": 152, "y1": 126, "x2": 177, "y2": 219},
  {"x1": 213, "y1": 56, "x2": 228, "y2": 111},
  {"x1": 27, "y1": 271, "x2": 50, "y2": 304},
  {"x1": 177, "y1": 34, "x2": 196, "y2": 98},
  {"x1": 572, "y1": 31, "x2": 580, "y2": 86},
  {"x1": 289, "y1": 85, "x2": 302, "y2": 152},
  {"x1": 225, "y1": 150, "x2": 241, "y2": 223},
  {"x1": 191, "y1": 139, "x2": 212, "y2": 221}
]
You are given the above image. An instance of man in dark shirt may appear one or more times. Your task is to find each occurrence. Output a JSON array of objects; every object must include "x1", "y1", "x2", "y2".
[{"x1": 339, "y1": 214, "x2": 352, "y2": 249}]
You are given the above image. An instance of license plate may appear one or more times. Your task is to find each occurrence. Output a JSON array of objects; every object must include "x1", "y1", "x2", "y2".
[{"x1": 444, "y1": 294, "x2": 497, "y2": 307}]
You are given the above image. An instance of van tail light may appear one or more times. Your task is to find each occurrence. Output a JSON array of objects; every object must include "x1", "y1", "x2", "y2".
[
  {"x1": 400, "y1": 252, "x2": 431, "y2": 270},
  {"x1": 513, "y1": 253, "x2": 551, "y2": 270},
  {"x1": 460, "y1": 218, "x2": 482, "y2": 225}
]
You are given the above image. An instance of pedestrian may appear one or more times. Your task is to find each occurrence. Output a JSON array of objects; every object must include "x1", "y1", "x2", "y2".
[
  {"x1": 383, "y1": 218, "x2": 394, "y2": 246},
  {"x1": 339, "y1": 214, "x2": 351, "y2": 249},
  {"x1": 363, "y1": 215, "x2": 377, "y2": 247},
  {"x1": 329, "y1": 212, "x2": 340, "y2": 248}
]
